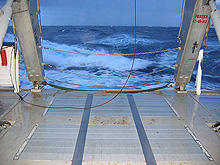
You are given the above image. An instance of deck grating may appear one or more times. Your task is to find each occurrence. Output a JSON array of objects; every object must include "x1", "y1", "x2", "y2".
[
  {"x1": 46, "y1": 97, "x2": 87, "y2": 116},
  {"x1": 1, "y1": 90, "x2": 220, "y2": 164},
  {"x1": 17, "y1": 124, "x2": 80, "y2": 160},
  {"x1": 83, "y1": 125, "x2": 145, "y2": 162},
  {"x1": 90, "y1": 96, "x2": 131, "y2": 117},
  {"x1": 133, "y1": 96, "x2": 176, "y2": 117},
  {"x1": 144, "y1": 125, "x2": 210, "y2": 161}
]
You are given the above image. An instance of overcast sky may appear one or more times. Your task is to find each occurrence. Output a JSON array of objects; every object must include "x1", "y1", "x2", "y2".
[{"x1": 1, "y1": 0, "x2": 220, "y2": 26}]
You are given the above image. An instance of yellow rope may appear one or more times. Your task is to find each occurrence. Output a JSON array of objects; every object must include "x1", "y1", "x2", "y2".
[
  {"x1": 203, "y1": 70, "x2": 220, "y2": 76},
  {"x1": 204, "y1": 52, "x2": 220, "y2": 59},
  {"x1": 19, "y1": 70, "x2": 27, "y2": 79},
  {"x1": 40, "y1": 46, "x2": 178, "y2": 56}
]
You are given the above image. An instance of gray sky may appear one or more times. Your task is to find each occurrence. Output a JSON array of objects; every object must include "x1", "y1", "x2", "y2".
[{"x1": 1, "y1": 0, "x2": 220, "y2": 26}]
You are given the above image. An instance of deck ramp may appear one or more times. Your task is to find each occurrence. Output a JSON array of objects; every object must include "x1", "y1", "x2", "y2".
[{"x1": 0, "y1": 90, "x2": 219, "y2": 165}]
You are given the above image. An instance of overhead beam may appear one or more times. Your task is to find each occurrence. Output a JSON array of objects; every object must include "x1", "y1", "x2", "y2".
[
  {"x1": 174, "y1": 0, "x2": 211, "y2": 91},
  {"x1": 12, "y1": 0, "x2": 44, "y2": 89}
]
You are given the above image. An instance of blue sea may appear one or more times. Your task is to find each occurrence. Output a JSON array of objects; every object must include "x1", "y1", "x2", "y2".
[{"x1": 4, "y1": 26, "x2": 220, "y2": 90}]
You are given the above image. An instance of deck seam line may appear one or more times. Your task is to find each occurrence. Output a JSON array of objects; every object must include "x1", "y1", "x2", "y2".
[
  {"x1": 188, "y1": 93, "x2": 220, "y2": 120},
  {"x1": 42, "y1": 96, "x2": 56, "y2": 116},
  {"x1": 72, "y1": 94, "x2": 93, "y2": 165},
  {"x1": 127, "y1": 94, "x2": 157, "y2": 165},
  {"x1": 164, "y1": 99, "x2": 180, "y2": 117},
  {"x1": 184, "y1": 126, "x2": 214, "y2": 161},
  {"x1": 14, "y1": 124, "x2": 38, "y2": 160},
  {"x1": 42, "y1": 89, "x2": 60, "y2": 116}
]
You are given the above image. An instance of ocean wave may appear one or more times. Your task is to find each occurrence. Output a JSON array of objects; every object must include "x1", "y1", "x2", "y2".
[
  {"x1": 42, "y1": 39, "x2": 152, "y2": 71},
  {"x1": 3, "y1": 26, "x2": 220, "y2": 90},
  {"x1": 89, "y1": 33, "x2": 158, "y2": 49}
]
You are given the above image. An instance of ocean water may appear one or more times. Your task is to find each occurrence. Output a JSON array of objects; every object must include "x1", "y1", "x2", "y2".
[{"x1": 4, "y1": 26, "x2": 220, "y2": 90}]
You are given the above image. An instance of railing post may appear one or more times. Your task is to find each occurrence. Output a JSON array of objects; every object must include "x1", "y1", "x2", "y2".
[{"x1": 195, "y1": 49, "x2": 203, "y2": 95}]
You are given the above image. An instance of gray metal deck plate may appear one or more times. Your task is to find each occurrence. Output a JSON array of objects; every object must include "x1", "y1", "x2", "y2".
[
  {"x1": 193, "y1": 94, "x2": 220, "y2": 120},
  {"x1": 144, "y1": 125, "x2": 209, "y2": 161},
  {"x1": 1, "y1": 90, "x2": 220, "y2": 165},
  {"x1": 133, "y1": 96, "x2": 177, "y2": 117},
  {"x1": 0, "y1": 91, "x2": 20, "y2": 117},
  {"x1": 90, "y1": 95, "x2": 131, "y2": 117},
  {"x1": 83, "y1": 125, "x2": 145, "y2": 162},
  {"x1": 18, "y1": 124, "x2": 80, "y2": 160},
  {"x1": 46, "y1": 97, "x2": 86, "y2": 116}
]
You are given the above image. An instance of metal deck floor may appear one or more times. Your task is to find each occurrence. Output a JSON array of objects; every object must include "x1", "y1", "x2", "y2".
[{"x1": 0, "y1": 89, "x2": 219, "y2": 165}]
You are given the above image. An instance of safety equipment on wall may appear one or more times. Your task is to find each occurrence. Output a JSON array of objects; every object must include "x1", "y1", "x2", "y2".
[{"x1": 1, "y1": 49, "x2": 7, "y2": 66}]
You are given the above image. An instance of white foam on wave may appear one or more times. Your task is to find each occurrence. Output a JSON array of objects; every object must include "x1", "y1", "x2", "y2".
[
  {"x1": 42, "y1": 39, "x2": 175, "y2": 89},
  {"x1": 160, "y1": 50, "x2": 177, "y2": 67},
  {"x1": 90, "y1": 33, "x2": 159, "y2": 48},
  {"x1": 3, "y1": 32, "x2": 158, "y2": 89},
  {"x1": 42, "y1": 39, "x2": 152, "y2": 71},
  {"x1": 3, "y1": 27, "x2": 220, "y2": 91}
]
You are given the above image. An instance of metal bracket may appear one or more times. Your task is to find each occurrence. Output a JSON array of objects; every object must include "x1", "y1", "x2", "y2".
[
  {"x1": 174, "y1": 87, "x2": 188, "y2": 94},
  {"x1": 31, "y1": 81, "x2": 44, "y2": 92}
]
